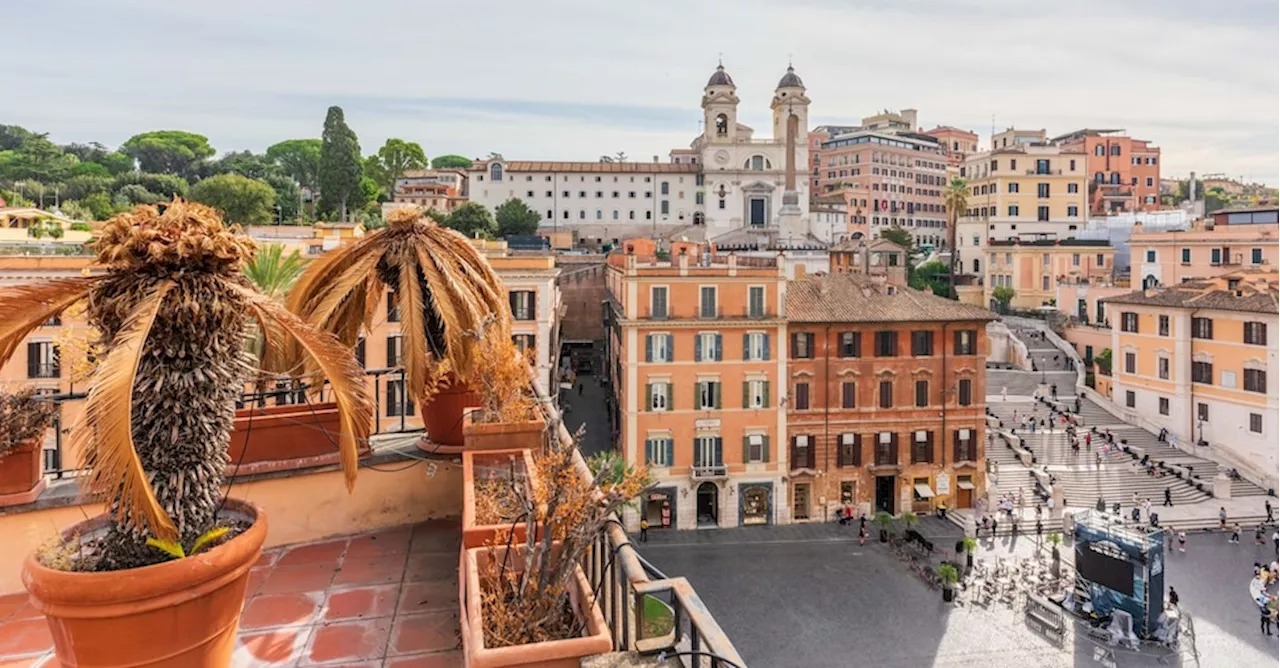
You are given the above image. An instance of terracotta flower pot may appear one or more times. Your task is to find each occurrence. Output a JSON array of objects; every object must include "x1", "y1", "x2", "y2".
[
  {"x1": 0, "y1": 438, "x2": 45, "y2": 507},
  {"x1": 461, "y1": 544, "x2": 612, "y2": 668},
  {"x1": 463, "y1": 409, "x2": 547, "y2": 452},
  {"x1": 420, "y1": 376, "x2": 481, "y2": 451},
  {"x1": 228, "y1": 401, "x2": 369, "y2": 476},
  {"x1": 22, "y1": 498, "x2": 267, "y2": 668},
  {"x1": 463, "y1": 448, "x2": 541, "y2": 549}
]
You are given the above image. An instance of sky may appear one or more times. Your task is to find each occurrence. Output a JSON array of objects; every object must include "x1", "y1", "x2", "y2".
[{"x1": 5, "y1": 0, "x2": 1278, "y2": 186}]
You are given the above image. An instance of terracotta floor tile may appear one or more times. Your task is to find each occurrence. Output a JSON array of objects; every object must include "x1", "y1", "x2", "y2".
[
  {"x1": 403, "y1": 553, "x2": 459, "y2": 584},
  {"x1": 236, "y1": 626, "x2": 312, "y2": 666},
  {"x1": 332, "y1": 555, "x2": 407, "y2": 588},
  {"x1": 254, "y1": 548, "x2": 283, "y2": 569},
  {"x1": 388, "y1": 612, "x2": 460, "y2": 657},
  {"x1": 409, "y1": 522, "x2": 461, "y2": 554},
  {"x1": 384, "y1": 651, "x2": 463, "y2": 667},
  {"x1": 346, "y1": 528, "x2": 412, "y2": 560},
  {"x1": 241, "y1": 592, "x2": 323, "y2": 629},
  {"x1": 0, "y1": 618, "x2": 53, "y2": 657},
  {"x1": 259, "y1": 563, "x2": 338, "y2": 595},
  {"x1": 276, "y1": 539, "x2": 349, "y2": 567},
  {"x1": 323, "y1": 585, "x2": 401, "y2": 622},
  {"x1": 0, "y1": 656, "x2": 53, "y2": 668},
  {"x1": 396, "y1": 581, "x2": 456, "y2": 615},
  {"x1": 305, "y1": 618, "x2": 393, "y2": 664},
  {"x1": 0, "y1": 594, "x2": 27, "y2": 622}
]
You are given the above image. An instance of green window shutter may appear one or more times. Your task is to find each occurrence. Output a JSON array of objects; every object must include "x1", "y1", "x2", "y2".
[
  {"x1": 763, "y1": 333, "x2": 771, "y2": 360},
  {"x1": 743, "y1": 381, "x2": 750, "y2": 408},
  {"x1": 763, "y1": 381, "x2": 770, "y2": 408},
  {"x1": 713, "y1": 382, "x2": 722, "y2": 409},
  {"x1": 743, "y1": 435, "x2": 751, "y2": 462},
  {"x1": 665, "y1": 439, "x2": 674, "y2": 467},
  {"x1": 762, "y1": 435, "x2": 770, "y2": 462},
  {"x1": 695, "y1": 335, "x2": 703, "y2": 362},
  {"x1": 715, "y1": 334, "x2": 723, "y2": 361},
  {"x1": 645, "y1": 383, "x2": 652, "y2": 411},
  {"x1": 743, "y1": 333, "x2": 750, "y2": 360},
  {"x1": 695, "y1": 382, "x2": 703, "y2": 408},
  {"x1": 645, "y1": 335, "x2": 653, "y2": 362},
  {"x1": 644, "y1": 439, "x2": 654, "y2": 465},
  {"x1": 666, "y1": 334, "x2": 674, "y2": 360}
]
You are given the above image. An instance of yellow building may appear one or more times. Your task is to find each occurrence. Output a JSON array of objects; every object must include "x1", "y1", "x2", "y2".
[
  {"x1": 983, "y1": 239, "x2": 1115, "y2": 311},
  {"x1": 1102, "y1": 270, "x2": 1278, "y2": 482}
]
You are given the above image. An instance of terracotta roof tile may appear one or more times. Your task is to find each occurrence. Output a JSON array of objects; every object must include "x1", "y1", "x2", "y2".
[
  {"x1": 1101, "y1": 286, "x2": 1278, "y2": 314},
  {"x1": 786, "y1": 273, "x2": 999, "y2": 323}
]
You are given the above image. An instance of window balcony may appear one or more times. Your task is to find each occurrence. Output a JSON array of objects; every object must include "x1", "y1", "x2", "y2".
[{"x1": 690, "y1": 465, "x2": 729, "y2": 480}]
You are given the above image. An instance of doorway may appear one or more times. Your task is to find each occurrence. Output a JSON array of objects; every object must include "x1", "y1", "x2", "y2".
[
  {"x1": 696, "y1": 482, "x2": 719, "y2": 528},
  {"x1": 956, "y1": 476, "x2": 973, "y2": 509},
  {"x1": 874, "y1": 476, "x2": 895, "y2": 515},
  {"x1": 792, "y1": 483, "x2": 811, "y2": 521},
  {"x1": 749, "y1": 198, "x2": 767, "y2": 227}
]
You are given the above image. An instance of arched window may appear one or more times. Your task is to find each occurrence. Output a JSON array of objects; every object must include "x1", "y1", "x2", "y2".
[
  {"x1": 715, "y1": 114, "x2": 728, "y2": 136},
  {"x1": 1095, "y1": 172, "x2": 1105, "y2": 183},
  {"x1": 973, "y1": 258, "x2": 980, "y2": 273},
  {"x1": 1110, "y1": 145, "x2": 1121, "y2": 156},
  {"x1": 744, "y1": 155, "x2": 771, "y2": 170},
  {"x1": 490, "y1": 163, "x2": 503, "y2": 181},
  {"x1": 1095, "y1": 146, "x2": 1104, "y2": 156},
  {"x1": 1110, "y1": 172, "x2": 1121, "y2": 184}
]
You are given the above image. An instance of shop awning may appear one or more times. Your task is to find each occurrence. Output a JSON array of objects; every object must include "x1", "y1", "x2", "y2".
[
  {"x1": 914, "y1": 484, "x2": 936, "y2": 498},
  {"x1": 957, "y1": 480, "x2": 976, "y2": 490}
]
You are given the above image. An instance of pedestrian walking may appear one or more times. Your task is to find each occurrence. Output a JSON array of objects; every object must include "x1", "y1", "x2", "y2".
[
  {"x1": 1163, "y1": 487, "x2": 1173, "y2": 507},
  {"x1": 1261, "y1": 609, "x2": 1273, "y2": 636},
  {"x1": 1168, "y1": 586, "x2": 1179, "y2": 608},
  {"x1": 1002, "y1": 385, "x2": 1008, "y2": 402},
  {"x1": 1052, "y1": 383, "x2": 1058, "y2": 399},
  {"x1": 1085, "y1": 432, "x2": 1092, "y2": 449},
  {"x1": 639, "y1": 518, "x2": 649, "y2": 542},
  {"x1": 1256, "y1": 524, "x2": 1266, "y2": 545},
  {"x1": 1036, "y1": 504, "x2": 1043, "y2": 520},
  {"x1": 1132, "y1": 492, "x2": 1140, "y2": 508},
  {"x1": 859, "y1": 523, "x2": 868, "y2": 545},
  {"x1": 1011, "y1": 517, "x2": 1019, "y2": 538},
  {"x1": 577, "y1": 383, "x2": 584, "y2": 396},
  {"x1": 1096, "y1": 451, "x2": 1103, "y2": 469},
  {"x1": 1267, "y1": 500, "x2": 1275, "y2": 523},
  {"x1": 1166, "y1": 526, "x2": 1175, "y2": 550},
  {"x1": 1036, "y1": 519, "x2": 1044, "y2": 542},
  {"x1": 990, "y1": 517, "x2": 999, "y2": 538},
  {"x1": 1177, "y1": 530, "x2": 1187, "y2": 553},
  {"x1": 1219, "y1": 507, "x2": 1228, "y2": 530},
  {"x1": 1143, "y1": 498, "x2": 1152, "y2": 519},
  {"x1": 1231, "y1": 523, "x2": 1241, "y2": 544}
]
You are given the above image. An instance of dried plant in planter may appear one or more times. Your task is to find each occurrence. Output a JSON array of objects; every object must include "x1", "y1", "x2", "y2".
[
  {"x1": 470, "y1": 332, "x2": 538, "y2": 424},
  {"x1": 0, "y1": 199, "x2": 373, "y2": 571},
  {"x1": 478, "y1": 426, "x2": 650, "y2": 647},
  {"x1": 473, "y1": 455, "x2": 529, "y2": 526},
  {"x1": 0, "y1": 388, "x2": 57, "y2": 457}
]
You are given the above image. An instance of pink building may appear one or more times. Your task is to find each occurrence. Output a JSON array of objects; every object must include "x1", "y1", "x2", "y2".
[{"x1": 1131, "y1": 206, "x2": 1279, "y2": 288}]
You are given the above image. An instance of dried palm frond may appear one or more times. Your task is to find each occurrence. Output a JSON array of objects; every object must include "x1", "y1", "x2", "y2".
[{"x1": 0, "y1": 277, "x2": 99, "y2": 367}]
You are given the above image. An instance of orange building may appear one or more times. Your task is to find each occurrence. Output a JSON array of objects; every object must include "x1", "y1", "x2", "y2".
[
  {"x1": 1051, "y1": 129, "x2": 1161, "y2": 215},
  {"x1": 604, "y1": 239, "x2": 788, "y2": 529},
  {"x1": 984, "y1": 239, "x2": 1116, "y2": 310},
  {"x1": 922, "y1": 126, "x2": 980, "y2": 170},
  {"x1": 785, "y1": 272, "x2": 996, "y2": 520},
  {"x1": 1130, "y1": 206, "x2": 1278, "y2": 288}
]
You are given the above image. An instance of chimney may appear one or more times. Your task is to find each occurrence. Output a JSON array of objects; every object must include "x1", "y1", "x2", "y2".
[
  {"x1": 653, "y1": 155, "x2": 659, "y2": 163},
  {"x1": 795, "y1": 263, "x2": 807, "y2": 280},
  {"x1": 1188, "y1": 171, "x2": 1197, "y2": 203}
]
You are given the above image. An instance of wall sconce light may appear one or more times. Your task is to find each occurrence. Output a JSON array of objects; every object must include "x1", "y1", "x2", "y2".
[{"x1": 680, "y1": 488, "x2": 689, "y2": 499}]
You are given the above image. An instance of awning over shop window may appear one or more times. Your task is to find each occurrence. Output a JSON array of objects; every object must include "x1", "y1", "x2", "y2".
[
  {"x1": 914, "y1": 484, "x2": 936, "y2": 498},
  {"x1": 957, "y1": 480, "x2": 976, "y2": 490}
]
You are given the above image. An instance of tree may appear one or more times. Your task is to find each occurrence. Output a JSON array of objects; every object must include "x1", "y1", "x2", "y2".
[
  {"x1": 431, "y1": 154, "x2": 472, "y2": 170},
  {"x1": 68, "y1": 161, "x2": 112, "y2": 178},
  {"x1": 80, "y1": 192, "x2": 116, "y2": 220},
  {"x1": 263, "y1": 173, "x2": 301, "y2": 222},
  {"x1": 991, "y1": 286, "x2": 1016, "y2": 312},
  {"x1": 1095, "y1": 348, "x2": 1112, "y2": 375},
  {"x1": 58, "y1": 200, "x2": 96, "y2": 222},
  {"x1": 112, "y1": 172, "x2": 189, "y2": 199},
  {"x1": 318, "y1": 107, "x2": 363, "y2": 222},
  {"x1": 63, "y1": 143, "x2": 135, "y2": 176},
  {"x1": 62, "y1": 175, "x2": 114, "y2": 201},
  {"x1": 189, "y1": 173, "x2": 276, "y2": 225},
  {"x1": 266, "y1": 139, "x2": 323, "y2": 190},
  {"x1": 120, "y1": 131, "x2": 215, "y2": 176},
  {"x1": 494, "y1": 198, "x2": 540, "y2": 236},
  {"x1": 878, "y1": 226, "x2": 914, "y2": 250},
  {"x1": 365, "y1": 139, "x2": 427, "y2": 200},
  {"x1": 943, "y1": 177, "x2": 968, "y2": 297},
  {"x1": 114, "y1": 184, "x2": 161, "y2": 206},
  {"x1": 206, "y1": 150, "x2": 277, "y2": 180},
  {"x1": 443, "y1": 202, "x2": 496, "y2": 238},
  {"x1": 243, "y1": 244, "x2": 307, "y2": 300},
  {"x1": 909, "y1": 260, "x2": 951, "y2": 297}
]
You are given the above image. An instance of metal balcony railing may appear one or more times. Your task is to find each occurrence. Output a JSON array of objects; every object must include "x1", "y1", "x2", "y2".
[{"x1": 28, "y1": 362, "x2": 60, "y2": 379}]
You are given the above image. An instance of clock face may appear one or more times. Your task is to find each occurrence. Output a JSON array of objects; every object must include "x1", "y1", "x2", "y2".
[{"x1": 714, "y1": 150, "x2": 730, "y2": 165}]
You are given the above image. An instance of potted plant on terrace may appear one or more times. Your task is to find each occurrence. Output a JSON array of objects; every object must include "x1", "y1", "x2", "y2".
[
  {"x1": 961, "y1": 536, "x2": 978, "y2": 573},
  {"x1": 462, "y1": 427, "x2": 649, "y2": 667},
  {"x1": 0, "y1": 388, "x2": 56, "y2": 506},
  {"x1": 938, "y1": 563, "x2": 960, "y2": 603},
  {"x1": 463, "y1": 447, "x2": 540, "y2": 549},
  {"x1": 874, "y1": 511, "x2": 894, "y2": 543},
  {"x1": 287, "y1": 206, "x2": 508, "y2": 450},
  {"x1": 0, "y1": 200, "x2": 373, "y2": 667},
  {"x1": 463, "y1": 333, "x2": 545, "y2": 451}
]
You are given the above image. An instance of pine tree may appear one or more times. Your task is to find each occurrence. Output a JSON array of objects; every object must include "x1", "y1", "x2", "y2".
[{"x1": 318, "y1": 107, "x2": 362, "y2": 222}]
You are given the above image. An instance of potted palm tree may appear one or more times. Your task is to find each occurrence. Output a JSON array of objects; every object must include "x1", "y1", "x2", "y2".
[
  {"x1": 961, "y1": 536, "x2": 978, "y2": 573},
  {"x1": 462, "y1": 333, "x2": 546, "y2": 451},
  {"x1": 0, "y1": 388, "x2": 57, "y2": 506},
  {"x1": 899, "y1": 509, "x2": 920, "y2": 541},
  {"x1": 0, "y1": 200, "x2": 373, "y2": 667},
  {"x1": 937, "y1": 563, "x2": 960, "y2": 602},
  {"x1": 874, "y1": 511, "x2": 894, "y2": 543},
  {"x1": 287, "y1": 207, "x2": 508, "y2": 450}
]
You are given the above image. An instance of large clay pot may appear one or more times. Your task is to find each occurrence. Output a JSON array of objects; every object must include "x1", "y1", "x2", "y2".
[
  {"x1": 22, "y1": 499, "x2": 267, "y2": 667},
  {"x1": 0, "y1": 438, "x2": 45, "y2": 507},
  {"x1": 229, "y1": 401, "x2": 368, "y2": 476},
  {"x1": 421, "y1": 376, "x2": 481, "y2": 450},
  {"x1": 462, "y1": 543, "x2": 612, "y2": 667},
  {"x1": 463, "y1": 409, "x2": 547, "y2": 452},
  {"x1": 463, "y1": 448, "x2": 541, "y2": 549}
]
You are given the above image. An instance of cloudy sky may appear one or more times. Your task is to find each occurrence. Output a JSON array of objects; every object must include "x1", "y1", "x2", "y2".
[{"x1": 6, "y1": 0, "x2": 1278, "y2": 185}]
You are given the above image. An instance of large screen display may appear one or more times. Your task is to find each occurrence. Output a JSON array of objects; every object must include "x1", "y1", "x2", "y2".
[{"x1": 1075, "y1": 543, "x2": 1135, "y2": 596}]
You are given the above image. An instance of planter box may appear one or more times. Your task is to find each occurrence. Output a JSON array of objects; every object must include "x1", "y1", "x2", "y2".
[
  {"x1": 228, "y1": 402, "x2": 370, "y2": 476},
  {"x1": 422, "y1": 376, "x2": 482, "y2": 448},
  {"x1": 463, "y1": 409, "x2": 547, "y2": 452},
  {"x1": 0, "y1": 438, "x2": 46, "y2": 507},
  {"x1": 462, "y1": 543, "x2": 612, "y2": 668},
  {"x1": 463, "y1": 448, "x2": 541, "y2": 549}
]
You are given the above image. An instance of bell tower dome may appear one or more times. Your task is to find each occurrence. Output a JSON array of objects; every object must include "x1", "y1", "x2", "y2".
[{"x1": 702, "y1": 62, "x2": 739, "y2": 144}]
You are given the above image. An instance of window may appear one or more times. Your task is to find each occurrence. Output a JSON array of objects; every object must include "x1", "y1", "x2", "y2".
[
  {"x1": 878, "y1": 380, "x2": 893, "y2": 408},
  {"x1": 794, "y1": 382, "x2": 811, "y2": 410},
  {"x1": 386, "y1": 379, "x2": 416, "y2": 417},
  {"x1": 385, "y1": 335, "x2": 402, "y2": 367},
  {"x1": 953, "y1": 430, "x2": 976, "y2": 462},
  {"x1": 1191, "y1": 361, "x2": 1213, "y2": 384},
  {"x1": 1067, "y1": 183, "x2": 1078, "y2": 194},
  {"x1": 1037, "y1": 183, "x2": 1049, "y2": 198},
  {"x1": 954, "y1": 330, "x2": 976, "y2": 355},
  {"x1": 838, "y1": 433, "x2": 861, "y2": 467},
  {"x1": 694, "y1": 436, "x2": 722, "y2": 468},
  {"x1": 839, "y1": 332, "x2": 861, "y2": 358},
  {"x1": 1008, "y1": 182, "x2": 1019, "y2": 193},
  {"x1": 1125, "y1": 390, "x2": 1135, "y2": 408},
  {"x1": 660, "y1": 182, "x2": 669, "y2": 195},
  {"x1": 1196, "y1": 403, "x2": 1209, "y2": 422},
  {"x1": 26, "y1": 341, "x2": 59, "y2": 378},
  {"x1": 1008, "y1": 205, "x2": 1019, "y2": 216},
  {"x1": 1211, "y1": 248, "x2": 1222, "y2": 265},
  {"x1": 1097, "y1": 253, "x2": 1105, "y2": 267},
  {"x1": 647, "y1": 382, "x2": 670, "y2": 411},
  {"x1": 1252, "y1": 248, "x2": 1264, "y2": 264},
  {"x1": 791, "y1": 435, "x2": 814, "y2": 469},
  {"x1": 912, "y1": 431, "x2": 933, "y2": 464},
  {"x1": 1159, "y1": 397, "x2": 1169, "y2": 415},
  {"x1": 1042, "y1": 276, "x2": 1050, "y2": 291},
  {"x1": 957, "y1": 378, "x2": 973, "y2": 406},
  {"x1": 748, "y1": 286, "x2": 766, "y2": 318},
  {"x1": 1180, "y1": 248, "x2": 1191, "y2": 264},
  {"x1": 911, "y1": 331, "x2": 934, "y2": 356},
  {"x1": 1158, "y1": 315, "x2": 1170, "y2": 337},
  {"x1": 354, "y1": 337, "x2": 366, "y2": 368},
  {"x1": 915, "y1": 380, "x2": 929, "y2": 407},
  {"x1": 1250, "y1": 413, "x2": 1264, "y2": 434},
  {"x1": 695, "y1": 333, "x2": 722, "y2": 362},
  {"x1": 386, "y1": 290, "x2": 400, "y2": 322},
  {"x1": 1110, "y1": 145, "x2": 1120, "y2": 156},
  {"x1": 645, "y1": 437, "x2": 674, "y2": 467},
  {"x1": 645, "y1": 333, "x2": 672, "y2": 362},
  {"x1": 744, "y1": 379, "x2": 770, "y2": 409},
  {"x1": 1121, "y1": 312, "x2": 1139, "y2": 333},
  {"x1": 792, "y1": 332, "x2": 815, "y2": 359},
  {"x1": 1037, "y1": 206, "x2": 1049, "y2": 222},
  {"x1": 650, "y1": 286, "x2": 668, "y2": 319},
  {"x1": 1073, "y1": 254, "x2": 1080, "y2": 267},
  {"x1": 1158, "y1": 357, "x2": 1170, "y2": 380},
  {"x1": 1244, "y1": 322, "x2": 1268, "y2": 345},
  {"x1": 1191, "y1": 317, "x2": 1213, "y2": 340},
  {"x1": 875, "y1": 432, "x2": 897, "y2": 465},
  {"x1": 660, "y1": 200, "x2": 669, "y2": 215},
  {"x1": 1244, "y1": 369, "x2": 1267, "y2": 394},
  {"x1": 509, "y1": 291, "x2": 536, "y2": 321},
  {"x1": 699, "y1": 286, "x2": 717, "y2": 317},
  {"x1": 696, "y1": 381, "x2": 721, "y2": 410},
  {"x1": 1145, "y1": 250, "x2": 1156, "y2": 263},
  {"x1": 489, "y1": 163, "x2": 503, "y2": 181},
  {"x1": 841, "y1": 381, "x2": 857, "y2": 408},
  {"x1": 745, "y1": 433, "x2": 767, "y2": 462},
  {"x1": 875, "y1": 331, "x2": 898, "y2": 357},
  {"x1": 742, "y1": 332, "x2": 769, "y2": 361},
  {"x1": 1124, "y1": 352, "x2": 1136, "y2": 374}
]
